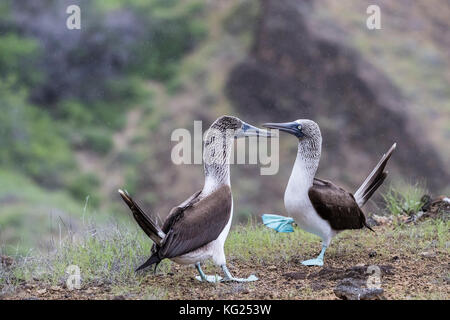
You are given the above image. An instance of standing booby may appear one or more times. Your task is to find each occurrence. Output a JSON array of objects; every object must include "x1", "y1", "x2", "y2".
[
  {"x1": 262, "y1": 119, "x2": 396, "y2": 266},
  {"x1": 119, "y1": 116, "x2": 273, "y2": 282}
]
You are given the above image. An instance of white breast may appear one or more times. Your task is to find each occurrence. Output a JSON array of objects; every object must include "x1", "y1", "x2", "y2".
[
  {"x1": 284, "y1": 156, "x2": 333, "y2": 242},
  {"x1": 171, "y1": 199, "x2": 232, "y2": 266}
]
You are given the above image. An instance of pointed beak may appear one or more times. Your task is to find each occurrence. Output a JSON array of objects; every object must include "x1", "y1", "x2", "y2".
[
  {"x1": 235, "y1": 122, "x2": 275, "y2": 138},
  {"x1": 263, "y1": 121, "x2": 300, "y2": 136}
]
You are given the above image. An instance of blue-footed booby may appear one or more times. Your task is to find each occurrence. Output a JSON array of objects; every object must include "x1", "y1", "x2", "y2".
[
  {"x1": 262, "y1": 120, "x2": 396, "y2": 266},
  {"x1": 119, "y1": 116, "x2": 273, "y2": 282}
]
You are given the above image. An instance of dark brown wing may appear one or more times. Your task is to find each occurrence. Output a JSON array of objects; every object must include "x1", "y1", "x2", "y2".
[
  {"x1": 161, "y1": 189, "x2": 202, "y2": 234},
  {"x1": 158, "y1": 185, "x2": 232, "y2": 259},
  {"x1": 309, "y1": 178, "x2": 367, "y2": 231}
]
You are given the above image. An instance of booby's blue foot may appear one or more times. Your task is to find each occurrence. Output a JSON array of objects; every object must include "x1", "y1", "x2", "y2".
[
  {"x1": 195, "y1": 262, "x2": 222, "y2": 283},
  {"x1": 301, "y1": 244, "x2": 327, "y2": 267},
  {"x1": 261, "y1": 214, "x2": 296, "y2": 233},
  {"x1": 195, "y1": 274, "x2": 223, "y2": 283},
  {"x1": 301, "y1": 258, "x2": 324, "y2": 266},
  {"x1": 221, "y1": 274, "x2": 259, "y2": 282},
  {"x1": 220, "y1": 265, "x2": 258, "y2": 282}
]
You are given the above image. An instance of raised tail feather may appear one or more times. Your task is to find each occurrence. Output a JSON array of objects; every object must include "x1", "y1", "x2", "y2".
[
  {"x1": 118, "y1": 189, "x2": 165, "y2": 246},
  {"x1": 354, "y1": 143, "x2": 397, "y2": 207}
]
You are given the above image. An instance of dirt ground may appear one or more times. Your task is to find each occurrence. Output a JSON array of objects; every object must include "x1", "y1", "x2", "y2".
[{"x1": 3, "y1": 235, "x2": 449, "y2": 300}]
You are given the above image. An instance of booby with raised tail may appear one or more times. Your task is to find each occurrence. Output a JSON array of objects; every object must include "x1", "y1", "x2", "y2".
[
  {"x1": 262, "y1": 119, "x2": 396, "y2": 266},
  {"x1": 119, "y1": 116, "x2": 273, "y2": 282}
]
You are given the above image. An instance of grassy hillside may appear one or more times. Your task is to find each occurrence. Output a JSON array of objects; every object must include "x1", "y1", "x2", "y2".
[
  {"x1": 0, "y1": 0, "x2": 208, "y2": 253},
  {"x1": 0, "y1": 0, "x2": 448, "y2": 263}
]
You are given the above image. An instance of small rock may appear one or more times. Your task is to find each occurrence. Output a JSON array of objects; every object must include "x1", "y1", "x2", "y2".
[
  {"x1": 311, "y1": 281, "x2": 327, "y2": 291},
  {"x1": 334, "y1": 278, "x2": 384, "y2": 300},
  {"x1": 368, "y1": 251, "x2": 377, "y2": 258},
  {"x1": 371, "y1": 214, "x2": 391, "y2": 226},
  {"x1": 50, "y1": 286, "x2": 62, "y2": 291},
  {"x1": 0, "y1": 255, "x2": 14, "y2": 267},
  {"x1": 420, "y1": 251, "x2": 436, "y2": 258},
  {"x1": 36, "y1": 288, "x2": 47, "y2": 295},
  {"x1": 405, "y1": 211, "x2": 424, "y2": 224},
  {"x1": 268, "y1": 265, "x2": 277, "y2": 271},
  {"x1": 284, "y1": 271, "x2": 308, "y2": 280},
  {"x1": 391, "y1": 255, "x2": 399, "y2": 261}
]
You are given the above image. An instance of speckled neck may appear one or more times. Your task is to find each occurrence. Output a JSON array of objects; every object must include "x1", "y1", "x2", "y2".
[
  {"x1": 296, "y1": 137, "x2": 322, "y2": 184},
  {"x1": 202, "y1": 129, "x2": 233, "y2": 195}
]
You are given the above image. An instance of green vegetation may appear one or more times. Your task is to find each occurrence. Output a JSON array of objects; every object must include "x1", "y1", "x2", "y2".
[
  {"x1": 5, "y1": 224, "x2": 153, "y2": 289},
  {"x1": 0, "y1": 0, "x2": 206, "y2": 190},
  {"x1": 0, "y1": 82, "x2": 75, "y2": 187},
  {"x1": 1, "y1": 213, "x2": 448, "y2": 299},
  {"x1": 1, "y1": 181, "x2": 447, "y2": 298},
  {"x1": 0, "y1": 0, "x2": 448, "y2": 301},
  {"x1": 382, "y1": 183, "x2": 427, "y2": 216},
  {"x1": 0, "y1": 0, "x2": 208, "y2": 253}
]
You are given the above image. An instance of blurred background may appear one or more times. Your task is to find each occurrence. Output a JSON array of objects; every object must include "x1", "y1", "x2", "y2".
[{"x1": 0, "y1": 0, "x2": 449, "y2": 255}]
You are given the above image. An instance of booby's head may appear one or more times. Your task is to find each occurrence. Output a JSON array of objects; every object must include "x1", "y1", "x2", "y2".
[
  {"x1": 263, "y1": 119, "x2": 321, "y2": 141},
  {"x1": 263, "y1": 119, "x2": 322, "y2": 163},
  {"x1": 205, "y1": 116, "x2": 273, "y2": 159},
  {"x1": 208, "y1": 115, "x2": 273, "y2": 139},
  {"x1": 203, "y1": 116, "x2": 273, "y2": 188},
  {"x1": 263, "y1": 119, "x2": 322, "y2": 179}
]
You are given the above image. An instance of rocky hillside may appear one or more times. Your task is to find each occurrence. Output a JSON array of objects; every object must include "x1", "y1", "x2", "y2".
[
  {"x1": 226, "y1": 0, "x2": 449, "y2": 192},
  {"x1": 101, "y1": 0, "x2": 450, "y2": 222},
  {"x1": 1, "y1": 0, "x2": 449, "y2": 254}
]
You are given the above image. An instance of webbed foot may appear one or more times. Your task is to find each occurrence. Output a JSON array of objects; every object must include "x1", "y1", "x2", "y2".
[
  {"x1": 221, "y1": 274, "x2": 258, "y2": 282},
  {"x1": 220, "y1": 264, "x2": 258, "y2": 282},
  {"x1": 301, "y1": 258, "x2": 324, "y2": 266},
  {"x1": 195, "y1": 274, "x2": 223, "y2": 283}
]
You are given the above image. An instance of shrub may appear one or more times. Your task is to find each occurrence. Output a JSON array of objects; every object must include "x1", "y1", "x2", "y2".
[{"x1": 382, "y1": 183, "x2": 427, "y2": 216}]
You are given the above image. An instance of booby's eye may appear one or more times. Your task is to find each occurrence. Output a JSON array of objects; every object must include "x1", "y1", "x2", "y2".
[{"x1": 298, "y1": 125, "x2": 302, "y2": 130}]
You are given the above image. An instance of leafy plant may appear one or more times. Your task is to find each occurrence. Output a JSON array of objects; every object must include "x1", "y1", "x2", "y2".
[{"x1": 382, "y1": 184, "x2": 427, "y2": 216}]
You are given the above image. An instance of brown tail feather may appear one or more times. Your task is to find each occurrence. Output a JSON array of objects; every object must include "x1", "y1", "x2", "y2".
[
  {"x1": 135, "y1": 253, "x2": 161, "y2": 272},
  {"x1": 364, "y1": 221, "x2": 375, "y2": 232},
  {"x1": 118, "y1": 189, "x2": 165, "y2": 246},
  {"x1": 354, "y1": 143, "x2": 396, "y2": 207}
]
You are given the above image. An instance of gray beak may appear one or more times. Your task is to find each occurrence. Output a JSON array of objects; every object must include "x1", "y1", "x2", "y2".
[
  {"x1": 235, "y1": 122, "x2": 274, "y2": 138},
  {"x1": 263, "y1": 121, "x2": 302, "y2": 137}
]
